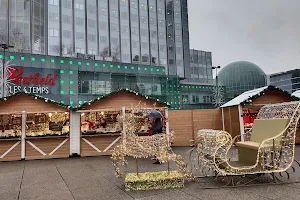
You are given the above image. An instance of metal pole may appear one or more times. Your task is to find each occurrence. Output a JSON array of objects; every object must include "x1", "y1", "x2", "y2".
[
  {"x1": 0, "y1": 44, "x2": 14, "y2": 98},
  {"x1": 1, "y1": 47, "x2": 5, "y2": 98},
  {"x1": 21, "y1": 111, "x2": 26, "y2": 160}
]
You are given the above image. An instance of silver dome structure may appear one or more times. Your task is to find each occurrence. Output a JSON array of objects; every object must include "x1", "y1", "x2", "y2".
[{"x1": 218, "y1": 61, "x2": 266, "y2": 100}]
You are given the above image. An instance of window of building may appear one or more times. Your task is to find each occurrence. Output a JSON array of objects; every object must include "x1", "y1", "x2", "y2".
[
  {"x1": 149, "y1": 5, "x2": 156, "y2": 13},
  {"x1": 62, "y1": 15, "x2": 72, "y2": 24},
  {"x1": 63, "y1": 30, "x2": 71, "y2": 38},
  {"x1": 75, "y1": 32, "x2": 84, "y2": 40},
  {"x1": 131, "y1": 0, "x2": 138, "y2": 9},
  {"x1": 121, "y1": 25, "x2": 129, "y2": 33},
  {"x1": 49, "y1": 28, "x2": 59, "y2": 37},
  {"x1": 88, "y1": 34, "x2": 96, "y2": 42},
  {"x1": 122, "y1": 53, "x2": 130, "y2": 60},
  {"x1": 140, "y1": 16, "x2": 147, "y2": 24},
  {"x1": 157, "y1": 8, "x2": 164, "y2": 15},
  {"x1": 142, "y1": 55, "x2": 149, "y2": 62},
  {"x1": 49, "y1": 0, "x2": 59, "y2": 6},
  {"x1": 99, "y1": 22, "x2": 108, "y2": 30},
  {"x1": 110, "y1": 23, "x2": 118, "y2": 32},
  {"x1": 76, "y1": 47, "x2": 85, "y2": 54},
  {"x1": 140, "y1": 3, "x2": 147, "y2": 11},
  {"x1": 100, "y1": 36, "x2": 108, "y2": 43},
  {"x1": 75, "y1": 2, "x2": 84, "y2": 10},
  {"x1": 150, "y1": 43, "x2": 158, "y2": 51},
  {"x1": 120, "y1": 0, "x2": 128, "y2": 6},
  {"x1": 150, "y1": 30, "x2": 157, "y2": 38},
  {"x1": 110, "y1": 10, "x2": 118, "y2": 18},
  {"x1": 159, "y1": 45, "x2": 166, "y2": 52},
  {"x1": 160, "y1": 58, "x2": 166, "y2": 65},
  {"x1": 49, "y1": 12, "x2": 59, "y2": 21},
  {"x1": 141, "y1": 42, "x2": 148, "y2": 49},
  {"x1": 131, "y1": 14, "x2": 138, "y2": 22},
  {"x1": 87, "y1": 19, "x2": 96, "y2": 28},
  {"x1": 182, "y1": 95, "x2": 189, "y2": 104},
  {"x1": 158, "y1": 20, "x2": 165, "y2": 27},
  {"x1": 99, "y1": 8, "x2": 108, "y2": 16},
  {"x1": 140, "y1": 29, "x2": 148, "y2": 37},
  {"x1": 168, "y1": 59, "x2": 174, "y2": 65},
  {"x1": 192, "y1": 95, "x2": 199, "y2": 103},
  {"x1": 121, "y1": 39, "x2": 129, "y2": 47},
  {"x1": 62, "y1": 0, "x2": 72, "y2": 8},
  {"x1": 76, "y1": 17, "x2": 84, "y2": 26},
  {"x1": 87, "y1": 5, "x2": 96, "y2": 14},
  {"x1": 120, "y1": 12, "x2": 128, "y2": 19},
  {"x1": 131, "y1": 40, "x2": 138, "y2": 48},
  {"x1": 88, "y1": 49, "x2": 97, "y2": 55},
  {"x1": 111, "y1": 37, "x2": 119, "y2": 45},
  {"x1": 159, "y1": 32, "x2": 165, "y2": 40},
  {"x1": 131, "y1": 27, "x2": 139, "y2": 35},
  {"x1": 150, "y1": 18, "x2": 156, "y2": 26}
]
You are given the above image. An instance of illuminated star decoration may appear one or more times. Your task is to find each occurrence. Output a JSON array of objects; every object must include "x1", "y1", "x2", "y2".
[
  {"x1": 212, "y1": 86, "x2": 225, "y2": 107},
  {"x1": 0, "y1": 59, "x2": 15, "y2": 97}
]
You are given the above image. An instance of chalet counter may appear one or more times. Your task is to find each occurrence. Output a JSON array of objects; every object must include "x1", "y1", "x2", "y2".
[
  {"x1": 81, "y1": 134, "x2": 121, "y2": 156},
  {"x1": 0, "y1": 138, "x2": 21, "y2": 161},
  {"x1": 25, "y1": 136, "x2": 70, "y2": 160}
]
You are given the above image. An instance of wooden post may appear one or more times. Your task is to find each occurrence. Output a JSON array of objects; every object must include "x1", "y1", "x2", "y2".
[
  {"x1": 222, "y1": 107, "x2": 225, "y2": 131},
  {"x1": 122, "y1": 106, "x2": 126, "y2": 151},
  {"x1": 238, "y1": 105, "x2": 245, "y2": 142},
  {"x1": 21, "y1": 111, "x2": 26, "y2": 160},
  {"x1": 136, "y1": 158, "x2": 139, "y2": 176}
]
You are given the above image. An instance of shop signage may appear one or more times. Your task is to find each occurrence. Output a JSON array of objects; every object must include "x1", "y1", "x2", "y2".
[{"x1": 8, "y1": 67, "x2": 57, "y2": 95}]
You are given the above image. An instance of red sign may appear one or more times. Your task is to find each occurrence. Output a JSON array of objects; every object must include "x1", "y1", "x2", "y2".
[{"x1": 9, "y1": 67, "x2": 57, "y2": 86}]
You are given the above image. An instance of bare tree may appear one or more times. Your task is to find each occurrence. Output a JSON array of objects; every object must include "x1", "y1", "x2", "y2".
[
  {"x1": 99, "y1": 46, "x2": 110, "y2": 60},
  {"x1": 0, "y1": 29, "x2": 27, "y2": 52},
  {"x1": 52, "y1": 44, "x2": 74, "y2": 56},
  {"x1": 111, "y1": 46, "x2": 120, "y2": 62},
  {"x1": 99, "y1": 46, "x2": 120, "y2": 62}
]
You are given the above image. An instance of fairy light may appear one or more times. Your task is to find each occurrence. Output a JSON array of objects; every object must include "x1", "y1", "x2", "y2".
[
  {"x1": 192, "y1": 101, "x2": 300, "y2": 180},
  {"x1": 111, "y1": 102, "x2": 193, "y2": 190}
]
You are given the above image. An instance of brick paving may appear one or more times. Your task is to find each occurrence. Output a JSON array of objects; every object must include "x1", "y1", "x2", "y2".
[{"x1": 1, "y1": 147, "x2": 300, "y2": 200}]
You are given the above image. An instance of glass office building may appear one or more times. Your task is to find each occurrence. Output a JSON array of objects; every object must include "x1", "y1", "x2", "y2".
[
  {"x1": 269, "y1": 69, "x2": 300, "y2": 94},
  {"x1": 0, "y1": 0, "x2": 190, "y2": 78},
  {"x1": 1, "y1": 52, "x2": 218, "y2": 109},
  {"x1": 181, "y1": 49, "x2": 213, "y2": 84}
]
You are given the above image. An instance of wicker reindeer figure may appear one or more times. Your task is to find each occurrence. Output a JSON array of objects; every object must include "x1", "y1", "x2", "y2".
[{"x1": 111, "y1": 103, "x2": 193, "y2": 180}]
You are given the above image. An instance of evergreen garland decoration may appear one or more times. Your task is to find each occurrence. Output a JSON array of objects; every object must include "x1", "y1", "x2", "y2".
[
  {"x1": 241, "y1": 85, "x2": 300, "y2": 106},
  {"x1": 0, "y1": 91, "x2": 71, "y2": 110},
  {"x1": 73, "y1": 88, "x2": 170, "y2": 111},
  {"x1": 0, "y1": 89, "x2": 169, "y2": 111}
]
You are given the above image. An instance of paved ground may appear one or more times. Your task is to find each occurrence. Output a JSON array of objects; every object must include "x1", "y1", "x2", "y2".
[{"x1": 1, "y1": 147, "x2": 300, "y2": 200}]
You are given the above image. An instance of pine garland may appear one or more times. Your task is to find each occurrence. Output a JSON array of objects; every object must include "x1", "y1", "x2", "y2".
[
  {"x1": 241, "y1": 85, "x2": 300, "y2": 106},
  {"x1": 73, "y1": 88, "x2": 170, "y2": 111},
  {"x1": 0, "y1": 89, "x2": 169, "y2": 111},
  {"x1": 0, "y1": 91, "x2": 71, "y2": 109}
]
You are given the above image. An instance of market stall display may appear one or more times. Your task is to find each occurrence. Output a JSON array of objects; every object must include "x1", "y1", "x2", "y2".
[
  {"x1": 77, "y1": 89, "x2": 170, "y2": 157},
  {"x1": 0, "y1": 92, "x2": 71, "y2": 161},
  {"x1": 80, "y1": 109, "x2": 123, "y2": 156},
  {"x1": 25, "y1": 112, "x2": 70, "y2": 160},
  {"x1": 0, "y1": 114, "x2": 22, "y2": 161}
]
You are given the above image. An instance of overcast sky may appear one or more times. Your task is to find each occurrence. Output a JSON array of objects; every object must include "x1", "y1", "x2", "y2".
[{"x1": 188, "y1": 0, "x2": 300, "y2": 74}]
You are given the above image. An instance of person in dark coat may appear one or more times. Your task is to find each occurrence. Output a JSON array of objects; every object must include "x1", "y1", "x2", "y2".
[
  {"x1": 151, "y1": 118, "x2": 163, "y2": 135},
  {"x1": 150, "y1": 118, "x2": 163, "y2": 164}
]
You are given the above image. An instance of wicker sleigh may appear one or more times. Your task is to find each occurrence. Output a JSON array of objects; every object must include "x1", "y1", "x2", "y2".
[{"x1": 191, "y1": 101, "x2": 300, "y2": 182}]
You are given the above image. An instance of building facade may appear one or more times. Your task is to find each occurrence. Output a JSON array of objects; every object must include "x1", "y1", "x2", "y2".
[
  {"x1": 269, "y1": 69, "x2": 300, "y2": 94},
  {"x1": 0, "y1": 52, "x2": 219, "y2": 109},
  {"x1": 0, "y1": 0, "x2": 190, "y2": 78},
  {"x1": 181, "y1": 49, "x2": 213, "y2": 84}
]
